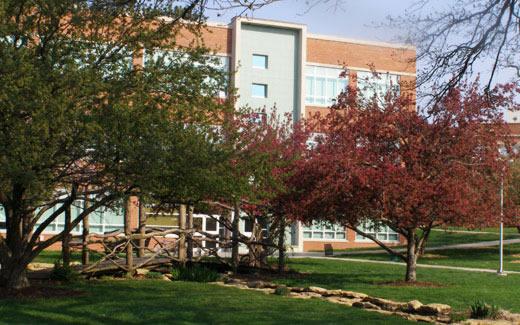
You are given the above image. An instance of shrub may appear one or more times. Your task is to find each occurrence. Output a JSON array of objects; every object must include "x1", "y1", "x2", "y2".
[
  {"x1": 470, "y1": 300, "x2": 501, "y2": 319},
  {"x1": 145, "y1": 271, "x2": 164, "y2": 280},
  {"x1": 274, "y1": 285, "x2": 291, "y2": 296},
  {"x1": 50, "y1": 260, "x2": 80, "y2": 282},
  {"x1": 170, "y1": 264, "x2": 220, "y2": 282}
]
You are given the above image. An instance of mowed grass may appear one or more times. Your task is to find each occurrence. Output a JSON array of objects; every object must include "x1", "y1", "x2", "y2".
[
  {"x1": 0, "y1": 280, "x2": 411, "y2": 325},
  {"x1": 277, "y1": 258, "x2": 520, "y2": 313},
  {"x1": 342, "y1": 243, "x2": 520, "y2": 272},
  {"x1": 33, "y1": 251, "x2": 102, "y2": 264},
  {"x1": 328, "y1": 227, "x2": 520, "y2": 253}
]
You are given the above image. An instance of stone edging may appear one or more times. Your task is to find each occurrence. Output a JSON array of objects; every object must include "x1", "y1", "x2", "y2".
[{"x1": 216, "y1": 278, "x2": 452, "y2": 324}]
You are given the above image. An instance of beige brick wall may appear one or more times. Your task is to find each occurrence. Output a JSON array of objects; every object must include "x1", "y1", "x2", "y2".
[{"x1": 307, "y1": 38, "x2": 416, "y2": 74}]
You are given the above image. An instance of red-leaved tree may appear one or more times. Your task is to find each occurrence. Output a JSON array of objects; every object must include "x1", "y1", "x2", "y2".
[{"x1": 287, "y1": 82, "x2": 518, "y2": 282}]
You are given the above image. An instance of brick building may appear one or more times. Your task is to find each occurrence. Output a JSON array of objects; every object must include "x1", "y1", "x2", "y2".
[{"x1": 0, "y1": 17, "x2": 416, "y2": 252}]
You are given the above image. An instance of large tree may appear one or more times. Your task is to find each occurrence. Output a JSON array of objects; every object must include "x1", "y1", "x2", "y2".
[
  {"x1": 0, "y1": 0, "x2": 235, "y2": 289},
  {"x1": 391, "y1": 0, "x2": 519, "y2": 102},
  {"x1": 288, "y1": 82, "x2": 516, "y2": 282}
]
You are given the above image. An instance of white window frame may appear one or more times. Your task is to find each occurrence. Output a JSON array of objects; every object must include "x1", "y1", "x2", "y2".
[
  {"x1": 355, "y1": 221, "x2": 400, "y2": 243},
  {"x1": 357, "y1": 71, "x2": 400, "y2": 103},
  {"x1": 305, "y1": 65, "x2": 348, "y2": 107},
  {"x1": 302, "y1": 221, "x2": 347, "y2": 241}
]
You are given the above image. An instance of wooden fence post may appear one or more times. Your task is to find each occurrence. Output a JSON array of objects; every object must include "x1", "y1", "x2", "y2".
[
  {"x1": 187, "y1": 205, "x2": 194, "y2": 261},
  {"x1": 82, "y1": 194, "x2": 90, "y2": 266},
  {"x1": 232, "y1": 201, "x2": 240, "y2": 272},
  {"x1": 125, "y1": 197, "x2": 134, "y2": 276},
  {"x1": 62, "y1": 204, "x2": 72, "y2": 268},
  {"x1": 138, "y1": 198, "x2": 146, "y2": 258},
  {"x1": 178, "y1": 204, "x2": 187, "y2": 265}
]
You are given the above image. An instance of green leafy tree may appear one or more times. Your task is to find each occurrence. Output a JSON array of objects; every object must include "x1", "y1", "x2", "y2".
[{"x1": 0, "y1": 0, "x2": 231, "y2": 289}]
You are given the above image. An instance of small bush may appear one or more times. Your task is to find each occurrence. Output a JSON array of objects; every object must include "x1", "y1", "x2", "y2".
[
  {"x1": 170, "y1": 264, "x2": 220, "y2": 282},
  {"x1": 274, "y1": 285, "x2": 290, "y2": 296},
  {"x1": 145, "y1": 271, "x2": 164, "y2": 280},
  {"x1": 470, "y1": 300, "x2": 501, "y2": 319},
  {"x1": 50, "y1": 260, "x2": 80, "y2": 282}
]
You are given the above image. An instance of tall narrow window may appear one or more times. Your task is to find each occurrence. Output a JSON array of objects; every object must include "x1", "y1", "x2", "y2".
[
  {"x1": 251, "y1": 83, "x2": 268, "y2": 98},
  {"x1": 252, "y1": 54, "x2": 268, "y2": 69}
]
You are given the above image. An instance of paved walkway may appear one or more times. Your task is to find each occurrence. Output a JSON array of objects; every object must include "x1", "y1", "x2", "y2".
[
  {"x1": 292, "y1": 238, "x2": 520, "y2": 257},
  {"x1": 295, "y1": 256, "x2": 520, "y2": 275}
]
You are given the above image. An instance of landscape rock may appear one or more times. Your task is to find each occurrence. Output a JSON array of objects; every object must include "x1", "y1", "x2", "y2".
[
  {"x1": 326, "y1": 296, "x2": 359, "y2": 307},
  {"x1": 404, "y1": 313, "x2": 437, "y2": 323},
  {"x1": 27, "y1": 263, "x2": 54, "y2": 271},
  {"x1": 247, "y1": 280, "x2": 266, "y2": 289},
  {"x1": 417, "y1": 303, "x2": 452, "y2": 316},
  {"x1": 135, "y1": 268, "x2": 150, "y2": 276},
  {"x1": 339, "y1": 290, "x2": 368, "y2": 299},
  {"x1": 289, "y1": 287, "x2": 306, "y2": 293},
  {"x1": 364, "y1": 296, "x2": 406, "y2": 311},
  {"x1": 224, "y1": 277, "x2": 244, "y2": 285},
  {"x1": 407, "y1": 300, "x2": 424, "y2": 312},
  {"x1": 352, "y1": 301, "x2": 381, "y2": 310},
  {"x1": 306, "y1": 286, "x2": 329, "y2": 295},
  {"x1": 290, "y1": 292, "x2": 323, "y2": 299}
]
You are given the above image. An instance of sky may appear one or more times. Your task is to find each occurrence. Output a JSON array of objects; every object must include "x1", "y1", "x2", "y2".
[
  {"x1": 207, "y1": 0, "x2": 414, "y2": 44},
  {"x1": 206, "y1": 0, "x2": 519, "y2": 122}
]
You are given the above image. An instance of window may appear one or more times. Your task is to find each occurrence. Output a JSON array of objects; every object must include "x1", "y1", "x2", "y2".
[
  {"x1": 143, "y1": 50, "x2": 230, "y2": 98},
  {"x1": 193, "y1": 217, "x2": 203, "y2": 231},
  {"x1": 251, "y1": 83, "x2": 268, "y2": 98},
  {"x1": 244, "y1": 217, "x2": 254, "y2": 233},
  {"x1": 305, "y1": 66, "x2": 348, "y2": 106},
  {"x1": 303, "y1": 221, "x2": 346, "y2": 240},
  {"x1": 357, "y1": 71, "x2": 400, "y2": 103},
  {"x1": 34, "y1": 200, "x2": 123, "y2": 234},
  {"x1": 355, "y1": 221, "x2": 399, "y2": 242},
  {"x1": 252, "y1": 54, "x2": 268, "y2": 69},
  {"x1": 206, "y1": 217, "x2": 218, "y2": 232},
  {"x1": 0, "y1": 205, "x2": 5, "y2": 230}
]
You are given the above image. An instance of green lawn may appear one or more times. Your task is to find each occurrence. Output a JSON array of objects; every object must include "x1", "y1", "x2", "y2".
[
  {"x1": 324, "y1": 227, "x2": 520, "y2": 253},
  {"x1": 277, "y1": 258, "x2": 520, "y2": 313},
  {"x1": 426, "y1": 228, "x2": 519, "y2": 247},
  {"x1": 33, "y1": 251, "x2": 102, "y2": 264},
  {"x1": 337, "y1": 243, "x2": 520, "y2": 272},
  {"x1": 0, "y1": 280, "x2": 410, "y2": 324}
]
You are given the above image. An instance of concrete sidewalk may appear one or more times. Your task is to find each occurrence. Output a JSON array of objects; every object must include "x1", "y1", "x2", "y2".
[{"x1": 294, "y1": 255, "x2": 520, "y2": 275}]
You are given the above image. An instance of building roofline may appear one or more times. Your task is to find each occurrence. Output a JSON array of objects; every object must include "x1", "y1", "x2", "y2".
[
  {"x1": 205, "y1": 18, "x2": 415, "y2": 50},
  {"x1": 232, "y1": 17, "x2": 306, "y2": 30},
  {"x1": 308, "y1": 33, "x2": 415, "y2": 50}
]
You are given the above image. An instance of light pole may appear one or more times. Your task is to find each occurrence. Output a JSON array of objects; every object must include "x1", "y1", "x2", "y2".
[{"x1": 498, "y1": 173, "x2": 506, "y2": 276}]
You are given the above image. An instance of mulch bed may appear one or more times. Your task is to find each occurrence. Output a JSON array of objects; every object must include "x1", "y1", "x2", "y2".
[{"x1": 0, "y1": 284, "x2": 85, "y2": 300}]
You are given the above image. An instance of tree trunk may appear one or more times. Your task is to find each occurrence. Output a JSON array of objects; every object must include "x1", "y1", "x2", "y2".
[
  {"x1": 0, "y1": 208, "x2": 31, "y2": 289},
  {"x1": 278, "y1": 217, "x2": 286, "y2": 274},
  {"x1": 82, "y1": 196, "x2": 90, "y2": 266},
  {"x1": 405, "y1": 232, "x2": 417, "y2": 282},
  {"x1": 62, "y1": 204, "x2": 72, "y2": 268},
  {"x1": 124, "y1": 197, "x2": 133, "y2": 277},
  {"x1": 0, "y1": 259, "x2": 30, "y2": 290},
  {"x1": 231, "y1": 201, "x2": 240, "y2": 272},
  {"x1": 138, "y1": 198, "x2": 146, "y2": 258},
  {"x1": 187, "y1": 205, "x2": 194, "y2": 261},
  {"x1": 178, "y1": 204, "x2": 187, "y2": 265},
  {"x1": 222, "y1": 210, "x2": 232, "y2": 254}
]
